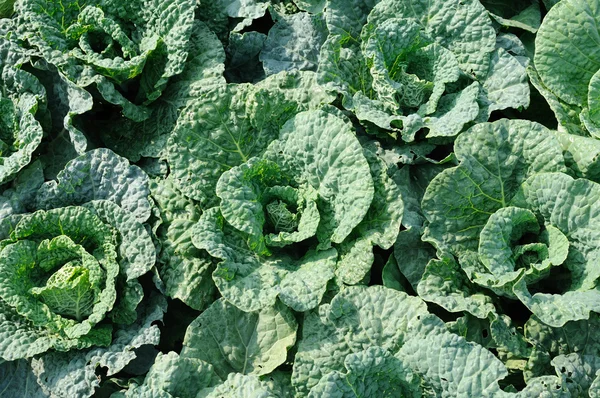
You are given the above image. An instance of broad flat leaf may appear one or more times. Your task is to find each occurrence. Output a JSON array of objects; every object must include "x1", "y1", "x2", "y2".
[
  {"x1": 150, "y1": 177, "x2": 200, "y2": 226},
  {"x1": 325, "y1": 0, "x2": 378, "y2": 40},
  {"x1": 397, "y1": 315, "x2": 509, "y2": 397},
  {"x1": 534, "y1": 0, "x2": 600, "y2": 106},
  {"x1": 196, "y1": 0, "x2": 269, "y2": 36},
  {"x1": 181, "y1": 298, "x2": 297, "y2": 378},
  {"x1": 479, "y1": 47, "x2": 530, "y2": 120},
  {"x1": 0, "y1": 161, "x2": 44, "y2": 219},
  {"x1": 382, "y1": 253, "x2": 409, "y2": 292},
  {"x1": 318, "y1": 36, "x2": 373, "y2": 107},
  {"x1": 0, "y1": 300, "x2": 95, "y2": 361},
  {"x1": 0, "y1": 360, "x2": 46, "y2": 397},
  {"x1": 254, "y1": 71, "x2": 335, "y2": 111}
]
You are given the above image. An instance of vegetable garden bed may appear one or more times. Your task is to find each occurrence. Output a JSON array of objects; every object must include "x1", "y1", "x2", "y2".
[{"x1": 0, "y1": 0, "x2": 599, "y2": 396}]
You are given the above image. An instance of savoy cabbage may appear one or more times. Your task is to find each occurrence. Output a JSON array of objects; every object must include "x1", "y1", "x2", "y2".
[{"x1": 1, "y1": 0, "x2": 600, "y2": 397}]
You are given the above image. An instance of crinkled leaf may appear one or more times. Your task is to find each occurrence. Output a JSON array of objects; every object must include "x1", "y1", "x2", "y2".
[
  {"x1": 260, "y1": 12, "x2": 327, "y2": 76},
  {"x1": 192, "y1": 208, "x2": 337, "y2": 312},
  {"x1": 36, "y1": 149, "x2": 152, "y2": 223}
]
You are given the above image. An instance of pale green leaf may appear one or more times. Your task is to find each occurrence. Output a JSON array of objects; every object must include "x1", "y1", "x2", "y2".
[
  {"x1": 422, "y1": 119, "x2": 566, "y2": 254},
  {"x1": 260, "y1": 12, "x2": 327, "y2": 76},
  {"x1": 181, "y1": 299, "x2": 297, "y2": 378},
  {"x1": 36, "y1": 149, "x2": 152, "y2": 223}
]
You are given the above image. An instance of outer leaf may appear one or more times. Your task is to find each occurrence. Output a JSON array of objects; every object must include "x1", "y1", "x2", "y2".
[
  {"x1": 354, "y1": 146, "x2": 404, "y2": 250},
  {"x1": 422, "y1": 119, "x2": 566, "y2": 254},
  {"x1": 192, "y1": 208, "x2": 337, "y2": 312},
  {"x1": 181, "y1": 298, "x2": 297, "y2": 379},
  {"x1": 553, "y1": 130, "x2": 600, "y2": 182},
  {"x1": 307, "y1": 347, "x2": 421, "y2": 397},
  {"x1": 527, "y1": 65, "x2": 585, "y2": 136},
  {"x1": 225, "y1": 31, "x2": 266, "y2": 83},
  {"x1": 291, "y1": 286, "x2": 429, "y2": 395},
  {"x1": 552, "y1": 353, "x2": 600, "y2": 395},
  {"x1": 122, "y1": 352, "x2": 219, "y2": 398},
  {"x1": 393, "y1": 164, "x2": 447, "y2": 229},
  {"x1": 0, "y1": 360, "x2": 46, "y2": 397},
  {"x1": 393, "y1": 227, "x2": 436, "y2": 289},
  {"x1": 482, "y1": 0, "x2": 541, "y2": 32},
  {"x1": 84, "y1": 200, "x2": 154, "y2": 282},
  {"x1": 260, "y1": 12, "x2": 327, "y2": 75},
  {"x1": 150, "y1": 177, "x2": 216, "y2": 311},
  {"x1": 479, "y1": 47, "x2": 530, "y2": 120},
  {"x1": 422, "y1": 81, "x2": 481, "y2": 139},
  {"x1": 397, "y1": 315, "x2": 509, "y2": 397},
  {"x1": 31, "y1": 293, "x2": 166, "y2": 398},
  {"x1": 417, "y1": 256, "x2": 496, "y2": 319},
  {"x1": 158, "y1": 220, "x2": 216, "y2": 311},
  {"x1": 0, "y1": 300, "x2": 88, "y2": 361},
  {"x1": 525, "y1": 314, "x2": 600, "y2": 382},
  {"x1": 36, "y1": 149, "x2": 152, "y2": 223},
  {"x1": 534, "y1": 0, "x2": 600, "y2": 106},
  {"x1": 325, "y1": 0, "x2": 378, "y2": 40},
  {"x1": 197, "y1": 373, "x2": 275, "y2": 398},
  {"x1": 254, "y1": 71, "x2": 335, "y2": 111}
]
